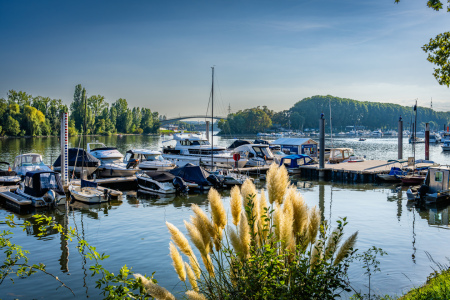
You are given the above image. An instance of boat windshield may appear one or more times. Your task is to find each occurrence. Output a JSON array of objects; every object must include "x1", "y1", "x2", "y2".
[
  {"x1": 16, "y1": 155, "x2": 46, "y2": 167},
  {"x1": 143, "y1": 154, "x2": 164, "y2": 161},
  {"x1": 180, "y1": 140, "x2": 210, "y2": 146},
  {"x1": 40, "y1": 173, "x2": 58, "y2": 190}
]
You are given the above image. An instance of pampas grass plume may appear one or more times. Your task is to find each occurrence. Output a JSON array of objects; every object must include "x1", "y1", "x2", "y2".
[
  {"x1": 230, "y1": 185, "x2": 242, "y2": 226},
  {"x1": 324, "y1": 228, "x2": 342, "y2": 259},
  {"x1": 266, "y1": 163, "x2": 278, "y2": 204},
  {"x1": 185, "y1": 220, "x2": 207, "y2": 258},
  {"x1": 169, "y1": 242, "x2": 186, "y2": 282},
  {"x1": 292, "y1": 192, "x2": 308, "y2": 236},
  {"x1": 275, "y1": 164, "x2": 289, "y2": 205},
  {"x1": 134, "y1": 273, "x2": 175, "y2": 300},
  {"x1": 166, "y1": 221, "x2": 194, "y2": 257},
  {"x1": 229, "y1": 226, "x2": 243, "y2": 259},
  {"x1": 239, "y1": 211, "x2": 250, "y2": 257},
  {"x1": 185, "y1": 262, "x2": 198, "y2": 292},
  {"x1": 186, "y1": 290, "x2": 208, "y2": 300},
  {"x1": 241, "y1": 178, "x2": 257, "y2": 208},
  {"x1": 334, "y1": 231, "x2": 358, "y2": 265},
  {"x1": 208, "y1": 188, "x2": 227, "y2": 230},
  {"x1": 308, "y1": 206, "x2": 321, "y2": 245}
]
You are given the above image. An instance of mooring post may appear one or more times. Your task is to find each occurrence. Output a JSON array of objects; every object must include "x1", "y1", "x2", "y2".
[
  {"x1": 425, "y1": 122, "x2": 430, "y2": 160},
  {"x1": 205, "y1": 120, "x2": 210, "y2": 141},
  {"x1": 398, "y1": 116, "x2": 403, "y2": 160},
  {"x1": 319, "y1": 113, "x2": 325, "y2": 179}
]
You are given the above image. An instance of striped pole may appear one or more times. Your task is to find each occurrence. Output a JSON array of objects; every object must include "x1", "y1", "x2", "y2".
[{"x1": 61, "y1": 112, "x2": 68, "y2": 185}]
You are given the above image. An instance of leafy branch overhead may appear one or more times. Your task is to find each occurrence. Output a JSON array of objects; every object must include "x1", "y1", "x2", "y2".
[{"x1": 395, "y1": 0, "x2": 450, "y2": 87}]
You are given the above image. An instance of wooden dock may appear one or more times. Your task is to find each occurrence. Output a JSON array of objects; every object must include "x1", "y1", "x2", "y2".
[
  {"x1": 0, "y1": 186, "x2": 32, "y2": 211},
  {"x1": 299, "y1": 160, "x2": 438, "y2": 183}
]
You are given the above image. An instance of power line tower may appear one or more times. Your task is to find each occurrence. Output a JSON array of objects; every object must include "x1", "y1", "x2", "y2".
[{"x1": 228, "y1": 103, "x2": 231, "y2": 115}]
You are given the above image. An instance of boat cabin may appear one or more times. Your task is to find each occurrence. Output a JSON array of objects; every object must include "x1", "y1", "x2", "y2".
[
  {"x1": 328, "y1": 148, "x2": 354, "y2": 164},
  {"x1": 271, "y1": 138, "x2": 318, "y2": 158},
  {"x1": 424, "y1": 167, "x2": 450, "y2": 194},
  {"x1": 23, "y1": 170, "x2": 65, "y2": 198},
  {"x1": 13, "y1": 153, "x2": 52, "y2": 176},
  {"x1": 162, "y1": 133, "x2": 227, "y2": 155},
  {"x1": 280, "y1": 154, "x2": 314, "y2": 168}
]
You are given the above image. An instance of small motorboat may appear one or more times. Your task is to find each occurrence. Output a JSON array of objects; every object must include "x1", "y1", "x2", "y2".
[
  {"x1": 125, "y1": 149, "x2": 175, "y2": 171},
  {"x1": 398, "y1": 173, "x2": 426, "y2": 186},
  {"x1": 16, "y1": 170, "x2": 66, "y2": 207},
  {"x1": 442, "y1": 140, "x2": 450, "y2": 151},
  {"x1": 13, "y1": 153, "x2": 52, "y2": 177},
  {"x1": 68, "y1": 180, "x2": 111, "y2": 204},
  {"x1": 137, "y1": 171, "x2": 189, "y2": 194},
  {"x1": 359, "y1": 138, "x2": 366, "y2": 141},
  {"x1": 377, "y1": 167, "x2": 405, "y2": 182},
  {"x1": 0, "y1": 162, "x2": 21, "y2": 185},
  {"x1": 279, "y1": 154, "x2": 315, "y2": 174}
]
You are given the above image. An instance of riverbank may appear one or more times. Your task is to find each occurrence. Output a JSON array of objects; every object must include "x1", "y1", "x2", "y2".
[{"x1": 397, "y1": 269, "x2": 450, "y2": 299}]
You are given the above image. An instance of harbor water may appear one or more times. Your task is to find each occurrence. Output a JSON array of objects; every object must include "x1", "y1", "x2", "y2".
[{"x1": 1, "y1": 135, "x2": 450, "y2": 299}]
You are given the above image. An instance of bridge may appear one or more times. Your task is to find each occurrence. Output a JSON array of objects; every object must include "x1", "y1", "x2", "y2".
[{"x1": 160, "y1": 115, "x2": 227, "y2": 125}]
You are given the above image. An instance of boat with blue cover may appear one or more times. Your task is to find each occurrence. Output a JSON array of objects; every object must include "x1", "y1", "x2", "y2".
[
  {"x1": 16, "y1": 170, "x2": 66, "y2": 207},
  {"x1": 279, "y1": 154, "x2": 315, "y2": 174}
]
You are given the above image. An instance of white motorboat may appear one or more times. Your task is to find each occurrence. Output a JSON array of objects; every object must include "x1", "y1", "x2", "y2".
[
  {"x1": 68, "y1": 180, "x2": 110, "y2": 204},
  {"x1": 87, "y1": 142, "x2": 138, "y2": 177},
  {"x1": 429, "y1": 132, "x2": 441, "y2": 143},
  {"x1": 87, "y1": 143, "x2": 124, "y2": 163},
  {"x1": 232, "y1": 144, "x2": 276, "y2": 167},
  {"x1": 442, "y1": 140, "x2": 450, "y2": 151},
  {"x1": 13, "y1": 153, "x2": 52, "y2": 177},
  {"x1": 16, "y1": 170, "x2": 66, "y2": 207},
  {"x1": 162, "y1": 133, "x2": 248, "y2": 169},
  {"x1": 0, "y1": 162, "x2": 21, "y2": 185},
  {"x1": 125, "y1": 149, "x2": 175, "y2": 171},
  {"x1": 371, "y1": 130, "x2": 383, "y2": 137}
]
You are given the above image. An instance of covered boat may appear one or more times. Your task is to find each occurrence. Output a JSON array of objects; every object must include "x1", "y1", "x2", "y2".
[
  {"x1": 53, "y1": 148, "x2": 101, "y2": 177},
  {"x1": 137, "y1": 171, "x2": 189, "y2": 194},
  {"x1": 16, "y1": 170, "x2": 66, "y2": 207},
  {"x1": 418, "y1": 166, "x2": 450, "y2": 205},
  {"x1": 169, "y1": 163, "x2": 221, "y2": 190},
  {"x1": 279, "y1": 154, "x2": 315, "y2": 174},
  {"x1": 377, "y1": 167, "x2": 405, "y2": 182}
]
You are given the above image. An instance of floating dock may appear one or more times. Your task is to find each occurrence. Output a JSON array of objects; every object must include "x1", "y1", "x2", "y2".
[
  {"x1": 0, "y1": 186, "x2": 32, "y2": 211},
  {"x1": 299, "y1": 160, "x2": 437, "y2": 183}
]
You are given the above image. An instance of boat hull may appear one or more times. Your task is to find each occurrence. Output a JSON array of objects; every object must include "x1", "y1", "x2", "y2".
[
  {"x1": 69, "y1": 185, "x2": 109, "y2": 204},
  {"x1": 163, "y1": 154, "x2": 248, "y2": 169}
]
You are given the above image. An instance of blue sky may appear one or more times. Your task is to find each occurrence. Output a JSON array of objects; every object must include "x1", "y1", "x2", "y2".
[{"x1": 0, "y1": 0, "x2": 448, "y2": 117}]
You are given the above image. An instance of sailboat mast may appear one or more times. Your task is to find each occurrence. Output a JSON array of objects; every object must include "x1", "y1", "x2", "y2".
[{"x1": 211, "y1": 66, "x2": 214, "y2": 169}]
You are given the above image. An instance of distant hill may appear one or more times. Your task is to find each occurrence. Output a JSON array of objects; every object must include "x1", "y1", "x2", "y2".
[
  {"x1": 218, "y1": 95, "x2": 450, "y2": 135},
  {"x1": 289, "y1": 95, "x2": 450, "y2": 131}
]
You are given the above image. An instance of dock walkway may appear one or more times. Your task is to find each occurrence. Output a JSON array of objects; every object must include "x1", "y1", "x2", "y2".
[{"x1": 299, "y1": 160, "x2": 437, "y2": 183}]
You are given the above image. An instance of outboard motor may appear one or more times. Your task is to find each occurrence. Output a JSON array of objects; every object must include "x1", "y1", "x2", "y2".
[
  {"x1": 126, "y1": 159, "x2": 139, "y2": 169},
  {"x1": 173, "y1": 176, "x2": 189, "y2": 194},
  {"x1": 207, "y1": 174, "x2": 224, "y2": 189},
  {"x1": 43, "y1": 189, "x2": 56, "y2": 207}
]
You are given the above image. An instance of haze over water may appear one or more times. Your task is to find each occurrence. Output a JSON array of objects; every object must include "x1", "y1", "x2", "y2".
[{"x1": 1, "y1": 134, "x2": 449, "y2": 299}]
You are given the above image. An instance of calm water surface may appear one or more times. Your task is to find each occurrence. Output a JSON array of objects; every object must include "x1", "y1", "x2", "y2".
[{"x1": 1, "y1": 135, "x2": 450, "y2": 299}]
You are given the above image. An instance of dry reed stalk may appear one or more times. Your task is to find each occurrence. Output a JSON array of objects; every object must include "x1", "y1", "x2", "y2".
[
  {"x1": 228, "y1": 226, "x2": 244, "y2": 259},
  {"x1": 169, "y1": 242, "x2": 186, "y2": 282},
  {"x1": 201, "y1": 253, "x2": 215, "y2": 277},
  {"x1": 166, "y1": 221, "x2": 194, "y2": 257},
  {"x1": 307, "y1": 206, "x2": 321, "y2": 245},
  {"x1": 185, "y1": 262, "x2": 198, "y2": 292},
  {"x1": 134, "y1": 274, "x2": 175, "y2": 300},
  {"x1": 212, "y1": 224, "x2": 224, "y2": 251},
  {"x1": 239, "y1": 211, "x2": 250, "y2": 257},
  {"x1": 230, "y1": 185, "x2": 242, "y2": 226},
  {"x1": 241, "y1": 178, "x2": 257, "y2": 208},
  {"x1": 185, "y1": 290, "x2": 208, "y2": 300},
  {"x1": 266, "y1": 163, "x2": 278, "y2": 204},
  {"x1": 324, "y1": 228, "x2": 342, "y2": 259},
  {"x1": 208, "y1": 188, "x2": 227, "y2": 230},
  {"x1": 189, "y1": 255, "x2": 201, "y2": 279},
  {"x1": 185, "y1": 221, "x2": 207, "y2": 258},
  {"x1": 334, "y1": 231, "x2": 358, "y2": 265}
]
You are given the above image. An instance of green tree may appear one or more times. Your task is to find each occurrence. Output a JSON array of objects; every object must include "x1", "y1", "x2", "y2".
[{"x1": 4, "y1": 116, "x2": 20, "y2": 136}]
